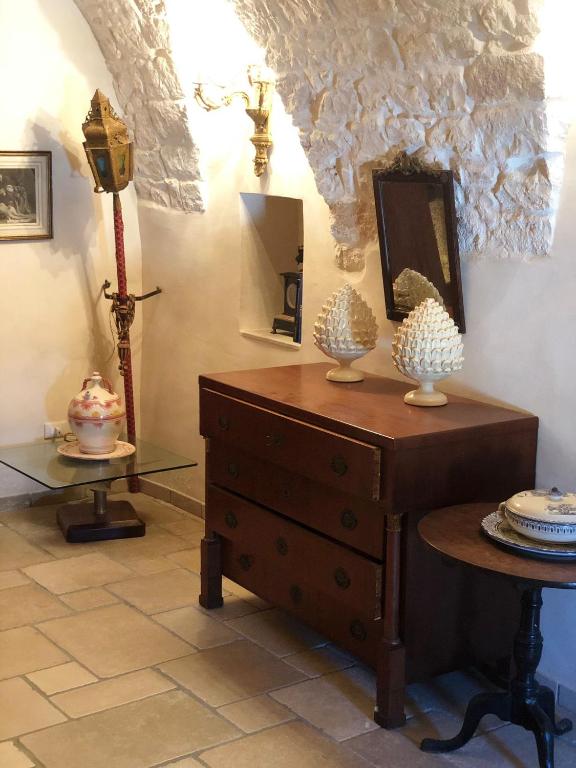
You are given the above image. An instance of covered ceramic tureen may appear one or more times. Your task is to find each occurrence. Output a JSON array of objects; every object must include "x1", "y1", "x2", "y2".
[
  {"x1": 500, "y1": 488, "x2": 576, "y2": 543},
  {"x1": 68, "y1": 372, "x2": 125, "y2": 454}
]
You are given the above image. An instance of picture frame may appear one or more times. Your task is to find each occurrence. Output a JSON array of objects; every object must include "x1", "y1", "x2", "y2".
[{"x1": 0, "y1": 151, "x2": 53, "y2": 241}]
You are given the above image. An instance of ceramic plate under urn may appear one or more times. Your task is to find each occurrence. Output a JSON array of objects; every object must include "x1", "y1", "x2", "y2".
[
  {"x1": 481, "y1": 510, "x2": 576, "y2": 562},
  {"x1": 57, "y1": 440, "x2": 135, "y2": 461}
]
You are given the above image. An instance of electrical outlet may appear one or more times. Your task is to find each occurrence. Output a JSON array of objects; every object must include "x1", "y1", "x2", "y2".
[{"x1": 44, "y1": 421, "x2": 69, "y2": 439}]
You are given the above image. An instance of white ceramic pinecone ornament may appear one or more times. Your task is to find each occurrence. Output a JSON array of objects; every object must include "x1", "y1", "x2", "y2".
[
  {"x1": 392, "y1": 298, "x2": 463, "y2": 406},
  {"x1": 313, "y1": 284, "x2": 378, "y2": 382}
]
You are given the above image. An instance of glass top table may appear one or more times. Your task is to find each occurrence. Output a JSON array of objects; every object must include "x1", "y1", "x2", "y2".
[
  {"x1": 0, "y1": 439, "x2": 197, "y2": 490},
  {"x1": 0, "y1": 439, "x2": 198, "y2": 542}
]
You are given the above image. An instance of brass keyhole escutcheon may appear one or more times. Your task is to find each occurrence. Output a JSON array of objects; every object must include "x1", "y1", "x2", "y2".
[
  {"x1": 238, "y1": 554, "x2": 253, "y2": 571},
  {"x1": 276, "y1": 537, "x2": 288, "y2": 556},
  {"x1": 227, "y1": 462, "x2": 239, "y2": 478},
  {"x1": 331, "y1": 455, "x2": 348, "y2": 477},
  {"x1": 350, "y1": 619, "x2": 367, "y2": 641},
  {"x1": 225, "y1": 511, "x2": 238, "y2": 529},
  {"x1": 218, "y1": 415, "x2": 230, "y2": 431},
  {"x1": 264, "y1": 433, "x2": 283, "y2": 448},
  {"x1": 289, "y1": 584, "x2": 303, "y2": 604},
  {"x1": 334, "y1": 567, "x2": 351, "y2": 590},
  {"x1": 341, "y1": 509, "x2": 358, "y2": 530}
]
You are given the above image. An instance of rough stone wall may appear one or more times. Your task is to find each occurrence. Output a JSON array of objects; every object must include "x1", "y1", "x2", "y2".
[
  {"x1": 74, "y1": 0, "x2": 204, "y2": 212},
  {"x1": 234, "y1": 0, "x2": 560, "y2": 265}
]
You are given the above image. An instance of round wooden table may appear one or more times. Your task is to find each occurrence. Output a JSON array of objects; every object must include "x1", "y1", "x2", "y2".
[{"x1": 418, "y1": 503, "x2": 576, "y2": 768}]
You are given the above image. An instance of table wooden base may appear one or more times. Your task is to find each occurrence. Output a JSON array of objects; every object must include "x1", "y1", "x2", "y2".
[
  {"x1": 58, "y1": 487, "x2": 145, "y2": 543},
  {"x1": 421, "y1": 587, "x2": 572, "y2": 768}
]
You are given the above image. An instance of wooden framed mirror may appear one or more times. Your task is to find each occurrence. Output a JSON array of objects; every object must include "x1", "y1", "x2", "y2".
[{"x1": 373, "y1": 155, "x2": 465, "y2": 331}]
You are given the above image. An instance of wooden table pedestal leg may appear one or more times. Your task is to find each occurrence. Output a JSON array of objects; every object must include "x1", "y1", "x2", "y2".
[
  {"x1": 421, "y1": 587, "x2": 572, "y2": 768},
  {"x1": 199, "y1": 533, "x2": 223, "y2": 609}
]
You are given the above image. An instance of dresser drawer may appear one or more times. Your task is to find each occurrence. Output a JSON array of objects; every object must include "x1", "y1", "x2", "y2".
[
  {"x1": 208, "y1": 441, "x2": 385, "y2": 560},
  {"x1": 207, "y1": 485, "x2": 383, "y2": 620},
  {"x1": 201, "y1": 389, "x2": 381, "y2": 501}
]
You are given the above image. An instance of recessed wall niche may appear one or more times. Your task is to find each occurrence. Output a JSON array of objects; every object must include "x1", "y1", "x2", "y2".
[{"x1": 239, "y1": 193, "x2": 304, "y2": 347}]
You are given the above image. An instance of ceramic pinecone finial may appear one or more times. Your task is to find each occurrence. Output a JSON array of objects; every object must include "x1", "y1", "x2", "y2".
[
  {"x1": 313, "y1": 284, "x2": 378, "y2": 382},
  {"x1": 392, "y1": 298, "x2": 463, "y2": 406}
]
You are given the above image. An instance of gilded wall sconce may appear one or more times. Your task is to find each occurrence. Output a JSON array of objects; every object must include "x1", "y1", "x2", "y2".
[{"x1": 195, "y1": 65, "x2": 275, "y2": 177}]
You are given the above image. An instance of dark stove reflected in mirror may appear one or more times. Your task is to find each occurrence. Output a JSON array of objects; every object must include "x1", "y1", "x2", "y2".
[{"x1": 373, "y1": 155, "x2": 465, "y2": 331}]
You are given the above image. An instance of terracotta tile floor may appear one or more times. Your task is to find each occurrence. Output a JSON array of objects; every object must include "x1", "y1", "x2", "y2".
[{"x1": 1, "y1": 493, "x2": 575, "y2": 767}]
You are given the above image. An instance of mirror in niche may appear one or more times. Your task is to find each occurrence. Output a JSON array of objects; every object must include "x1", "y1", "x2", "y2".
[{"x1": 372, "y1": 154, "x2": 465, "y2": 331}]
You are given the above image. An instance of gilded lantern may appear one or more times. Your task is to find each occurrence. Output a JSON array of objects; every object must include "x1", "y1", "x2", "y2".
[{"x1": 82, "y1": 90, "x2": 133, "y2": 194}]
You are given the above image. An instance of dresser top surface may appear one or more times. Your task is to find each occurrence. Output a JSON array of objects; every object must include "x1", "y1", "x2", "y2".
[{"x1": 199, "y1": 364, "x2": 537, "y2": 449}]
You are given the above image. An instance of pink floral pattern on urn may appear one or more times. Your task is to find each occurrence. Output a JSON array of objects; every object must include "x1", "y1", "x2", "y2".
[{"x1": 68, "y1": 372, "x2": 125, "y2": 454}]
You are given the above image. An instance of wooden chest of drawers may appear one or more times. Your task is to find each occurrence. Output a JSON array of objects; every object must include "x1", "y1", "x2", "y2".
[{"x1": 199, "y1": 363, "x2": 538, "y2": 728}]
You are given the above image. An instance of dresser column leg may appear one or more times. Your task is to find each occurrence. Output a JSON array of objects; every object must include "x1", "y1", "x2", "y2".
[
  {"x1": 199, "y1": 533, "x2": 224, "y2": 609},
  {"x1": 375, "y1": 510, "x2": 406, "y2": 729}
]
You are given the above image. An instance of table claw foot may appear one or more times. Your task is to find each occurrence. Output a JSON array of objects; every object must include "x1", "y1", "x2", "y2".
[
  {"x1": 537, "y1": 687, "x2": 573, "y2": 736},
  {"x1": 525, "y1": 702, "x2": 555, "y2": 768},
  {"x1": 421, "y1": 692, "x2": 509, "y2": 753}
]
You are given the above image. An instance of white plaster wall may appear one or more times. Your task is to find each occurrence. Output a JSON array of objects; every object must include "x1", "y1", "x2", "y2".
[{"x1": 0, "y1": 0, "x2": 142, "y2": 497}]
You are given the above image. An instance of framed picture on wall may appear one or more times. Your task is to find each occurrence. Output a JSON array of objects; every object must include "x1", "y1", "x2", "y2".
[{"x1": 0, "y1": 151, "x2": 53, "y2": 241}]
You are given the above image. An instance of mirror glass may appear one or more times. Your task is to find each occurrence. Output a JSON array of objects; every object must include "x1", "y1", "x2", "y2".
[{"x1": 373, "y1": 166, "x2": 465, "y2": 331}]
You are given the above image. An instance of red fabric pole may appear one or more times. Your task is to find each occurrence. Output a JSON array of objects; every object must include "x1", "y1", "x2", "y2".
[{"x1": 113, "y1": 193, "x2": 139, "y2": 493}]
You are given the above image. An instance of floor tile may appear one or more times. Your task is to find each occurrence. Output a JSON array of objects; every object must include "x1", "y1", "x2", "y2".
[
  {"x1": 1, "y1": 505, "x2": 98, "y2": 559},
  {"x1": 225, "y1": 608, "x2": 327, "y2": 657},
  {"x1": 199, "y1": 721, "x2": 373, "y2": 768},
  {"x1": 198, "y1": 595, "x2": 263, "y2": 620},
  {"x1": 38, "y1": 604, "x2": 194, "y2": 677},
  {"x1": 107, "y1": 569, "x2": 202, "y2": 614},
  {"x1": 161, "y1": 518, "x2": 204, "y2": 545},
  {"x1": 159, "y1": 639, "x2": 307, "y2": 707},
  {"x1": 96, "y1": 524, "x2": 189, "y2": 563},
  {"x1": 0, "y1": 570, "x2": 31, "y2": 590},
  {"x1": 125, "y1": 556, "x2": 177, "y2": 575},
  {"x1": 23, "y1": 553, "x2": 132, "y2": 594},
  {"x1": 0, "y1": 626, "x2": 68, "y2": 680},
  {"x1": 270, "y1": 665, "x2": 379, "y2": 741},
  {"x1": 163, "y1": 760, "x2": 204, "y2": 768},
  {"x1": 217, "y1": 694, "x2": 295, "y2": 733},
  {"x1": 0, "y1": 741, "x2": 35, "y2": 768},
  {"x1": 167, "y1": 548, "x2": 201, "y2": 573},
  {"x1": 59, "y1": 587, "x2": 119, "y2": 611},
  {"x1": 26, "y1": 661, "x2": 97, "y2": 694},
  {"x1": 51, "y1": 669, "x2": 176, "y2": 718},
  {"x1": 0, "y1": 583, "x2": 70, "y2": 630},
  {"x1": 283, "y1": 645, "x2": 356, "y2": 678},
  {"x1": 0, "y1": 678, "x2": 66, "y2": 740},
  {"x1": 22, "y1": 690, "x2": 240, "y2": 768},
  {"x1": 346, "y1": 726, "x2": 450, "y2": 768},
  {"x1": 154, "y1": 606, "x2": 239, "y2": 648},
  {"x1": 110, "y1": 493, "x2": 184, "y2": 524},
  {"x1": 439, "y1": 721, "x2": 576, "y2": 767},
  {"x1": 0, "y1": 528, "x2": 53, "y2": 571},
  {"x1": 222, "y1": 578, "x2": 270, "y2": 610}
]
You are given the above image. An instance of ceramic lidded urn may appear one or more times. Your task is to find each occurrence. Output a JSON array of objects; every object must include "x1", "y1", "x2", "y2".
[
  {"x1": 392, "y1": 298, "x2": 464, "y2": 406},
  {"x1": 313, "y1": 284, "x2": 378, "y2": 382},
  {"x1": 68, "y1": 372, "x2": 125, "y2": 454}
]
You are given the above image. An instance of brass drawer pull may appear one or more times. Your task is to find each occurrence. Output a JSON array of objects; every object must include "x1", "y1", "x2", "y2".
[
  {"x1": 218, "y1": 415, "x2": 230, "y2": 431},
  {"x1": 334, "y1": 567, "x2": 351, "y2": 590},
  {"x1": 289, "y1": 584, "x2": 303, "y2": 604},
  {"x1": 340, "y1": 509, "x2": 358, "y2": 530},
  {"x1": 227, "y1": 462, "x2": 239, "y2": 478},
  {"x1": 331, "y1": 455, "x2": 348, "y2": 477},
  {"x1": 276, "y1": 537, "x2": 288, "y2": 556},
  {"x1": 238, "y1": 554, "x2": 254, "y2": 571},
  {"x1": 350, "y1": 619, "x2": 367, "y2": 641},
  {"x1": 264, "y1": 433, "x2": 283, "y2": 448},
  {"x1": 225, "y1": 511, "x2": 238, "y2": 529}
]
